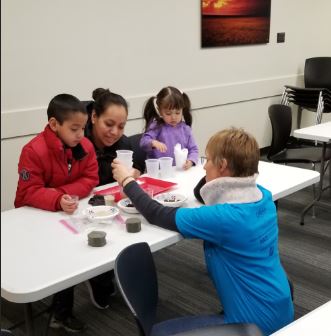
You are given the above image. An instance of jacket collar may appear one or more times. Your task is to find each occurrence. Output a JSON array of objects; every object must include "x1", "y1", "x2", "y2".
[
  {"x1": 200, "y1": 174, "x2": 262, "y2": 205},
  {"x1": 44, "y1": 125, "x2": 87, "y2": 160}
]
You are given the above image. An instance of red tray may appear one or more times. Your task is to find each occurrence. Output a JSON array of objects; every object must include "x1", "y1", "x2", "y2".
[{"x1": 94, "y1": 177, "x2": 177, "y2": 202}]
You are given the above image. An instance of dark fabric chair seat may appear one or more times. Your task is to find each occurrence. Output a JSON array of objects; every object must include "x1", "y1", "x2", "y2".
[
  {"x1": 151, "y1": 315, "x2": 227, "y2": 336},
  {"x1": 167, "y1": 323, "x2": 263, "y2": 336},
  {"x1": 267, "y1": 104, "x2": 331, "y2": 219},
  {"x1": 115, "y1": 242, "x2": 263, "y2": 336},
  {"x1": 267, "y1": 104, "x2": 331, "y2": 164}
]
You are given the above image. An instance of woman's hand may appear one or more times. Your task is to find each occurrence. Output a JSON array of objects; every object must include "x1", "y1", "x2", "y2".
[
  {"x1": 132, "y1": 168, "x2": 141, "y2": 179},
  {"x1": 183, "y1": 160, "x2": 193, "y2": 170},
  {"x1": 60, "y1": 194, "x2": 78, "y2": 214},
  {"x1": 111, "y1": 159, "x2": 132, "y2": 185},
  {"x1": 152, "y1": 140, "x2": 167, "y2": 153}
]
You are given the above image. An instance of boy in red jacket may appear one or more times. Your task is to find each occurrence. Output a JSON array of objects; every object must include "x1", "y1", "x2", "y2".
[{"x1": 15, "y1": 94, "x2": 99, "y2": 332}]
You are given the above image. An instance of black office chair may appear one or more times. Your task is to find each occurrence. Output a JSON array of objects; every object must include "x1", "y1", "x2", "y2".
[
  {"x1": 267, "y1": 104, "x2": 331, "y2": 218},
  {"x1": 128, "y1": 133, "x2": 147, "y2": 174},
  {"x1": 281, "y1": 57, "x2": 331, "y2": 130},
  {"x1": 114, "y1": 242, "x2": 263, "y2": 336}
]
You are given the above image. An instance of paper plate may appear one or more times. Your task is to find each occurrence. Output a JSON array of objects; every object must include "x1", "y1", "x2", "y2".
[
  {"x1": 117, "y1": 198, "x2": 139, "y2": 214},
  {"x1": 82, "y1": 205, "x2": 119, "y2": 222},
  {"x1": 154, "y1": 193, "x2": 187, "y2": 208}
]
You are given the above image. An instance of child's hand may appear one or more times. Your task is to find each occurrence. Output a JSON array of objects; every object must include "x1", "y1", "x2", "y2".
[
  {"x1": 183, "y1": 160, "x2": 193, "y2": 170},
  {"x1": 60, "y1": 194, "x2": 78, "y2": 214},
  {"x1": 152, "y1": 140, "x2": 167, "y2": 153}
]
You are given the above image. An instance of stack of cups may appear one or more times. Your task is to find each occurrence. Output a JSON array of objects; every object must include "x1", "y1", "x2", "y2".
[{"x1": 116, "y1": 150, "x2": 133, "y2": 169}]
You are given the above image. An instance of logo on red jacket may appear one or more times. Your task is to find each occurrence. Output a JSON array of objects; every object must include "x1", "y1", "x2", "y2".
[{"x1": 20, "y1": 169, "x2": 30, "y2": 181}]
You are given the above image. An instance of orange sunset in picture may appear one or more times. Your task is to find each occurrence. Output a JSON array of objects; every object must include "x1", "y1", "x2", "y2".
[{"x1": 201, "y1": 0, "x2": 271, "y2": 47}]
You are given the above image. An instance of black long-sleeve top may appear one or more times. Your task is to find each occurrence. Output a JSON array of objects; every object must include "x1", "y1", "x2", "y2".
[{"x1": 124, "y1": 180, "x2": 180, "y2": 232}]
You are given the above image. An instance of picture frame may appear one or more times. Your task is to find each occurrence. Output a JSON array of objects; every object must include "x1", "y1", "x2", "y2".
[{"x1": 201, "y1": 0, "x2": 271, "y2": 48}]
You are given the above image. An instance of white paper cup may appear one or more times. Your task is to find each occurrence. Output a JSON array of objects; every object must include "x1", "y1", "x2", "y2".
[
  {"x1": 159, "y1": 157, "x2": 174, "y2": 178},
  {"x1": 145, "y1": 159, "x2": 159, "y2": 178}
]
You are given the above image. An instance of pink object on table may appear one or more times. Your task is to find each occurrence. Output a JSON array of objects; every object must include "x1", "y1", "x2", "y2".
[
  {"x1": 59, "y1": 219, "x2": 79, "y2": 234},
  {"x1": 115, "y1": 214, "x2": 126, "y2": 225}
]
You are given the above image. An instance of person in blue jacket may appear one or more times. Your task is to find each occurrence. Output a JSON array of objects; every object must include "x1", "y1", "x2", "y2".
[{"x1": 112, "y1": 127, "x2": 294, "y2": 335}]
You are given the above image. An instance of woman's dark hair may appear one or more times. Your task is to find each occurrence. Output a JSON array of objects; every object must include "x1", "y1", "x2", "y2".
[
  {"x1": 143, "y1": 86, "x2": 192, "y2": 131},
  {"x1": 91, "y1": 88, "x2": 128, "y2": 117},
  {"x1": 47, "y1": 94, "x2": 86, "y2": 124}
]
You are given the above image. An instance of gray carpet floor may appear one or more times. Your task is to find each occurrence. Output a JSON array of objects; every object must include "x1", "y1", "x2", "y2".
[{"x1": 1, "y1": 164, "x2": 330, "y2": 335}]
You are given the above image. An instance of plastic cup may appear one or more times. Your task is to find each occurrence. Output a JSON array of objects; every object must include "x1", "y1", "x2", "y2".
[
  {"x1": 69, "y1": 195, "x2": 79, "y2": 214},
  {"x1": 69, "y1": 195, "x2": 79, "y2": 205},
  {"x1": 116, "y1": 150, "x2": 133, "y2": 169},
  {"x1": 159, "y1": 157, "x2": 174, "y2": 178},
  {"x1": 145, "y1": 159, "x2": 159, "y2": 178}
]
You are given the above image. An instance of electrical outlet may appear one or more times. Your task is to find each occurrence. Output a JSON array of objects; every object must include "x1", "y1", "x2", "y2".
[{"x1": 277, "y1": 32, "x2": 285, "y2": 43}]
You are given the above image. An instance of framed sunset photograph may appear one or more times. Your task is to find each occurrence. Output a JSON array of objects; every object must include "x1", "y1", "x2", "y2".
[{"x1": 201, "y1": 0, "x2": 271, "y2": 47}]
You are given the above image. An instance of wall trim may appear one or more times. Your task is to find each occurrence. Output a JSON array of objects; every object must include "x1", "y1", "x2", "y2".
[{"x1": 1, "y1": 74, "x2": 302, "y2": 140}]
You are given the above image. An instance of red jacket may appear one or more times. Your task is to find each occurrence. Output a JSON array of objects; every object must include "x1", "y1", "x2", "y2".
[{"x1": 15, "y1": 125, "x2": 99, "y2": 211}]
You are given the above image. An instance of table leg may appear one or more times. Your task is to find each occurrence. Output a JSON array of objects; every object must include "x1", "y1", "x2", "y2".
[
  {"x1": 300, "y1": 143, "x2": 326, "y2": 225},
  {"x1": 24, "y1": 303, "x2": 35, "y2": 336}
]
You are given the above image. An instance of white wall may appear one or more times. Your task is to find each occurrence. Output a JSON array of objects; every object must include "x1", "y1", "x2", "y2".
[{"x1": 2, "y1": 0, "x2": 331, "y2": 211}]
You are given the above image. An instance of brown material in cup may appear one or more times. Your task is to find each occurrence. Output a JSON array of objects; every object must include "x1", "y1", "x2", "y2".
[{"x1": 125, "y1": 217, "x2": 141, "y2": 233}]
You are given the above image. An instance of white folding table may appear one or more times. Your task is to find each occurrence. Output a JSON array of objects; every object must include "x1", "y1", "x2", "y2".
[
  {"x1": 1, "y1": 161, "x2": 320, "y2": 335},
  {"x1": 270, "y1": 300, "x2": 331, "y2": 336},
  {"x1": 293, "y1": 121, "x2": 331, "y2": 224}
]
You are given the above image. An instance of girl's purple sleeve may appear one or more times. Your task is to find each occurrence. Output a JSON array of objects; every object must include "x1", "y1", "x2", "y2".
[
  {"x1": 140, "y1": 125, "x2": 159, "y2": 152},
  {"x1": 186, "y1": 127, "x2": 199, "y2": 165}
]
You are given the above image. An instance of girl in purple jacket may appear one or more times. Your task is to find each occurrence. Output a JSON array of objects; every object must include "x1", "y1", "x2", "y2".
[{"x1": 140, "y1": 86, "x2": 199, "y2": 169}]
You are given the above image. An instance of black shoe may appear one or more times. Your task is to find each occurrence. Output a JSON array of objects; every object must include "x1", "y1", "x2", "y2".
[
  {"x1": 50, "y1": 314, "x2": 87, "y2": 333},
  {"x1": 85, "y1": 280, "x2": 114, "y2": 309}
]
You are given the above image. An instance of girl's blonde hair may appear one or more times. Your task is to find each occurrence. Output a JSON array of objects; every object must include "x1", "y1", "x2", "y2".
[{"x1": 206, "y1": 128, "x2": 259, "y2": 177}]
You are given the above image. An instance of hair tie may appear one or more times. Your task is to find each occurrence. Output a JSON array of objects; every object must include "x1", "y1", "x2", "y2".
[{"x1": 153, "y1": 97, "x2": 160, "y2": 114}]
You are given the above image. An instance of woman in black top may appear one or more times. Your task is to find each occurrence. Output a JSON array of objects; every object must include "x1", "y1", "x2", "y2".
[{"x1": 85, "y1": 88, "x2": 144, "y2": 186}]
